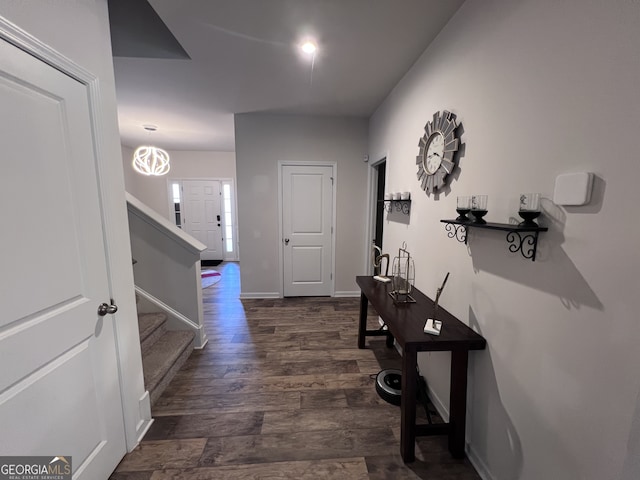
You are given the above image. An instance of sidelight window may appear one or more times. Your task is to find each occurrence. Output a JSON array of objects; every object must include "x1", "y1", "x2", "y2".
[
  {"x1": 222, "y1": 182, "x2": 233, "y2": 253},
  {"x1": 171, "y1": 181, "x2": 182, "y2": 228}
]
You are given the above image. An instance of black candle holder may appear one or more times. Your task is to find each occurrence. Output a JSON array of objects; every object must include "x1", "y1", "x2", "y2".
[
  {"x1": 456, "y1": 208, "x2": 470, "y2": 221},
  {"x1": 471, "y1": 209, "x2": 488, "y2": 224},
  {"x1": 518, "y1": 210, "x2": 541, "y2": 226}
]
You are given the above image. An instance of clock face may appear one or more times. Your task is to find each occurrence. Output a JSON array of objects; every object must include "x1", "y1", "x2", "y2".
[
  {"x1": 424, "y1": 133, "x2": 444, "y2": 174},
  {"x1": 416, "y1": 110, "x2": 461, "y2": 195}
]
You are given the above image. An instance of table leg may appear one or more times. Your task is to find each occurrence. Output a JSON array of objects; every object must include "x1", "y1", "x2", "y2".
[
  {"x1": 400, "y1": 345, "x2": 417, "y2": 462},
  {"x1": 358, "y1": 292, "x2": 368, "y2": 349},
  {"x1": 385, "y1": 331, "x2": 395, "y2": 348},
  {"x1": 449, "y1": 349, "x2": 469, "y2": 458}
]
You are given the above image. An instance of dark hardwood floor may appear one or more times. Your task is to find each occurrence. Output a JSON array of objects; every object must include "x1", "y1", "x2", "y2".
[{"x1": 110, "y1": 262, "x2": 481, "y2": 479}]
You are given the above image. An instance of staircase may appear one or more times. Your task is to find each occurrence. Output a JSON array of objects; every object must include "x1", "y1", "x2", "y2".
[
  {"x1": 138, "y1": 311, "x2": 195, "y2": 405},
  {"x1": 127, "y1": 193, "x2": 206, "y2": 407}
]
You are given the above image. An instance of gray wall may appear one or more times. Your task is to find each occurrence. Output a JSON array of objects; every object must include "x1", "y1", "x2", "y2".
[
  {"x1": 122, "y1": 145, "x2": 236, "y2": 220},
  {"x1": 369, "y1": 0, "x2": 640, "y2": 479},
  {"x1": 235, "y1": 113, "x2": 369, "y2": 297},
  {"x1": 128, "y1": 205, "x2": 203, "y2": 328}
]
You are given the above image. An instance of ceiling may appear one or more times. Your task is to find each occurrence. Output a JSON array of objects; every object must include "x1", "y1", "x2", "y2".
[{"x1": 111, "y1": 0, "x2": 465, "y2": 152}]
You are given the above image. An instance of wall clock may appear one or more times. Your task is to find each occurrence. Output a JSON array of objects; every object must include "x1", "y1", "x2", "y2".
[{"x1": 416, "y1": 110, "x2": 461, "y2": 195}]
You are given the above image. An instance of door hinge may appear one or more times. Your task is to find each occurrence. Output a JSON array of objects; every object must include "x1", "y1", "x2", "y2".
[
  {"x1": 330, "y1": 273, "x2": 333, "y2": 280},
  {"x1": 330, "y1": 176, "x2": 334, "y2": 185}
]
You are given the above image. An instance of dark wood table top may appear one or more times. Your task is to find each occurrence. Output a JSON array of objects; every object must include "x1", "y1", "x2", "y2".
[{"x1": 356, "y1": 276, "x2": 486, "y2": 352}]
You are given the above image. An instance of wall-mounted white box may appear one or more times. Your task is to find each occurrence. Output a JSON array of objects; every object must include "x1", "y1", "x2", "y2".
[{"x1": 553, "y1": 172, "x2": 594, "y2": 206}]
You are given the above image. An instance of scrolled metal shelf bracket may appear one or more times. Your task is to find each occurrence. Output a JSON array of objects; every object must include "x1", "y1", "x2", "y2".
[
  {"x1": 394, "y1": 201, "x2": 411, "y2": 215},
  {"x1": 506, "y1": 231, "x2": 540, "y2": 261},
  {"x1": 382, "y1": 200, "x2": 411, "y2": 215},
  {"x1": 444, "y1": 223, "x2": 467, "y2": 244}
]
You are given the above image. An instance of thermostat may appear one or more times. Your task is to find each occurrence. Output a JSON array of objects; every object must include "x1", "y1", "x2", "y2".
[{"x1": 553, "y1": 172, "x2": 594, "y2": 206}]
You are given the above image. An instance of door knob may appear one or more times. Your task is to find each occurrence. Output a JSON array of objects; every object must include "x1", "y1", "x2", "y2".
[
  {"x1": 284, "y1": 238, "x2": 290, "y2": 245},
  {"x1": 97, "y1": 301, "x2": 118, "y2": 316}
]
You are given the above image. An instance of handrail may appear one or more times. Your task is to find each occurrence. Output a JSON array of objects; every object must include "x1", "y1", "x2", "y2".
[{"x1": 126, "y1": 192, "x2": 206, "y2": 254}]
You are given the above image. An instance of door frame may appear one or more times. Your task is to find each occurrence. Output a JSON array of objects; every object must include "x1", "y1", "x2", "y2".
[
  {"x1": 277, "y1": 161, "x2": 337, "y2": 297},
  {"x1": 167, "y1": 177, "x2": 239, "y2": 261},
  {"x1": 365, "y1": 155, "x2": 388, "y2": 275},
  {"x1": 0, "y1": 17, "x2": 149, "y2": 453}
]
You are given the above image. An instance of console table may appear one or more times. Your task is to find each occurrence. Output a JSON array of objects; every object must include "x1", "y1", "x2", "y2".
[{"x1": 356, "y1": 276, "x2": 486, "y2": 462}]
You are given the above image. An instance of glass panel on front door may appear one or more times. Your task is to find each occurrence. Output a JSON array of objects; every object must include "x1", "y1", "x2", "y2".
[
  {"x1": 171, "y1": 182, "x2": 182, "y2": 228},
  {"x1": 222, "y1": 182, "x2": 234, "y2": 254}
]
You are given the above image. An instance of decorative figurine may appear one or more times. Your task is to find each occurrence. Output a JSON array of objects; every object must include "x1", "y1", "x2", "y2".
[{"x1": 371, "y1": 242, "x2": 390, "y2": 283}]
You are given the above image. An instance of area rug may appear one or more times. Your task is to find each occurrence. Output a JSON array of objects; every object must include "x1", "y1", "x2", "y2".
[{"x1": 201, "y1": 269, "x2": 221, "y2": 288}]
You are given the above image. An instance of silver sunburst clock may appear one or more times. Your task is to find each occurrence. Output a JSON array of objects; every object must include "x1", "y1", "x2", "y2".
[{"x1": 416, "y1": 110, "x2": 461, "y2": 195}]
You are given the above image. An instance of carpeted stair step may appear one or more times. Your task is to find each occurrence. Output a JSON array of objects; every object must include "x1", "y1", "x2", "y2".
[
  {"x1": 138, "y1": 312, "x2": 167, "y2": 355},
  {"x1": 143, "y1": 329, "x2": 195, "y2": 406}
]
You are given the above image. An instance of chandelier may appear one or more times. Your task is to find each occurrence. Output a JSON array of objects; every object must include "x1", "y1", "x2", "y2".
[{"x1": 132, "y1": 125, "x2": 170, "y2": 176}]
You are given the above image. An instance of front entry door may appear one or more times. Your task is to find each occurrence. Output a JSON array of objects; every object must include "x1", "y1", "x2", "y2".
[
  {"x1": 0, "y1": 38, "x2": 126, "y2": 478},
  {"x1": 282, "y1": 165, "x2": 334, "y2": 296},
  {"x1": 182, "y1": 180, "x2": 223, "y2": 261}
]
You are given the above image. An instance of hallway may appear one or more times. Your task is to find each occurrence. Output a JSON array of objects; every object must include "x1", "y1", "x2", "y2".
[{"x1": 110, "y1": 262, "x2": 480, "y2": 479}]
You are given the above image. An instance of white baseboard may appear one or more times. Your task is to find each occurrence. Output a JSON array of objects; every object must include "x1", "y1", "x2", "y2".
[
  {"x1": 466, "y1": 444, "x2": 494, "y2": 480},
  {"x1": 194, "y1": 324, "x2": 208, "y2": 349},
  {"x1": 425, "y1": 383, "x2": 449, "y2": 422},
  {"x1": 239, "y1": 292, "x2": 281, "y2": 299},
  {"x1": 194, "y1": 332, "x2": 208, "y2": 349},
  {"x1": 240, "y1": 291, "x2": 359, "y2": 299},
  {"x1": 334, "y1": 290, "x2": 360, "y2": 297}
]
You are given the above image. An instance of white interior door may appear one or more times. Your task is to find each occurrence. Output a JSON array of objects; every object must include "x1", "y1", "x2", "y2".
[
  {"x1": 182, "y1": 180, "x2": 223, "y2": 261},
  {"x1": 0, "y1": 38, "x2": 125, "y2": 478},
  {"x1": 282, "y1": 165, "x2": 334, "y2": 296}
]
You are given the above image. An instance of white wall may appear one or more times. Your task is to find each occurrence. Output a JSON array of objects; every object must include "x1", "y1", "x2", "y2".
[
  {"x1": 0, "y1": 0, "x2": 148, "y2": 452},
  {"x1": 121, "y1": 144, "x2": 138, "y2": 194},
  {"x1": 369, "y1": 0, "x2": 640, "y2": 479},
  {"x1": 235, "y1": 113, "x2": 369, "y2": 297},
  {"x1": 122, "y1": 146, "x2": 236, "y2": 219}
]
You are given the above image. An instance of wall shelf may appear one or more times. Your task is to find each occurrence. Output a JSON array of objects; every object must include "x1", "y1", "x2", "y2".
[
  {"x1": 440, "y1": 219, "x2": 548, "y2": 261},
  {"x1": 380, "y1": 199, "x2": 411, "y2": 215}
]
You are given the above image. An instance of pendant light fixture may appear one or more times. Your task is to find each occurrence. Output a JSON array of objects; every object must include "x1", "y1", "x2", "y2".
[{"x1": 132, "y1": 125, "x2": 170, "y2": 176}]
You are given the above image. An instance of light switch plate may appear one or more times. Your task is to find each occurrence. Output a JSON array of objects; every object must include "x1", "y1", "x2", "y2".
[{"x1": 553, "y1": 172, "x2": 594, "y2": 206}]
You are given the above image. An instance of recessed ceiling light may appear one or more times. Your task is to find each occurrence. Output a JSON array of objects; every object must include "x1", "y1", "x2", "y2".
[{"x1": 300, "y1": 41, "x2": 317, "y2": 55}]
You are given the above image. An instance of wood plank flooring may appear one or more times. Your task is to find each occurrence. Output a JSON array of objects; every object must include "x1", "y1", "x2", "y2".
[{"x1": 110, "y1": 263, "x2": 481, "y2": 479}]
